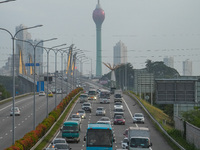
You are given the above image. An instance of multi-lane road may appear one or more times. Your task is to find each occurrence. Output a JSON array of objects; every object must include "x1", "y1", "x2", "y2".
[
  {"x1": 0, "y1": 93, "x2": 65, "y2": 150},
  {"x1": 47, "y1": 91, "x2": 173, "y2": 150}
]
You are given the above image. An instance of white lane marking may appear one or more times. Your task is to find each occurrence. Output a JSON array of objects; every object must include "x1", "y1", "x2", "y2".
[
  {"x1": 123, "y1": 97, "x2": 139, "y2": 127},
  {"x1": 0, "y1": 96, "x2": 32, "y2": 112},
  {"x1": 123, "y1": 97, "x2": 133, "y2": 119}
]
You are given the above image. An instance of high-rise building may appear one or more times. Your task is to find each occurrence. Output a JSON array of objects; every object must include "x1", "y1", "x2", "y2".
[
  {"x1": 93, "y1": 0, "x2": 105, "y2": 77},
  {"x1": 163, "y1": 57, "x2": 174, "y2": 68},
  {"x1": 183, "y1": 59, "x2": 192, "y2": 76},
  {"x1": 113, "y1": 40, "x2": 127, "y2": 66},
  {"x1": 15, "y1": 24, "x2": 43, "y2": 75}
]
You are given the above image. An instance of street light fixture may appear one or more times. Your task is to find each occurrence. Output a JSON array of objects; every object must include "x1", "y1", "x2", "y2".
[
  {"x1": 0, "y1": 24, "x2": 42, "y2": 144},
  {"x1": 0, "y1": 0, "x2": 16, "y2": 4},
  {"x1": 16, "y1": 38, "x2": 57, "y2": 129},
  {"x1": 43, "y1": 44, "x2": 67, "y2": 117},
  {"x1": 58, "y1": 49, "x2": 69, "y2": 99},
  {"x1": 51, "y1": 45, "x2": 68, "y2": 108}
]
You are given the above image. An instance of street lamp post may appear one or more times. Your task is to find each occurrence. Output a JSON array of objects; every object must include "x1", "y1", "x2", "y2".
[
  {"x1": 51, "y1": 46, "x2": 67, "y2": 108},
  {"x1": 43, "y1": 44, "x2": 66, "y2": 117},
  {"x1": 58, "y1": 50, "x2": 68, "y2": 99},
  {"x1": 16, "y1": 38, "x2": 58, "y2": 129},
  {"x1": 0, "y1": 24, "x2": 42, "y2": 144}
]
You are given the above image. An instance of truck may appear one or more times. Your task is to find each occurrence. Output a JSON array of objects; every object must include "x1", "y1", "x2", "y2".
[
  {"x1": 114, "y1": 90, "x2": 123, "y2": 103},
  {"x1": 61, "y1": 121, "x2": 80, "y2": 143},
  {"x1": 128, "y1": 127, "x2": 152, "y2": 150}
]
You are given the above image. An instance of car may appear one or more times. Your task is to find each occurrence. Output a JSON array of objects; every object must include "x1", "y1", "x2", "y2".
[
  {"x1": 81, "y1": 102, "x2": 92, "y2": 112},
  {"x1": 56, "y1": 89, "x2": 62, "y2": 94},
  {"x1": 133, "y1": 113, "x2": 145, "y2": 124},
  {"x1": 97, "y1": 117, "x2": 111, "y2": 124},
  {"x1": 121, "y1": 137, "x2": 128, "y2": 149},
  {"x1": 51, "y1": 138, "x2": 67, "y2": 148},
  {"x1": 113, "y1": 115, "x2": 125, "y2": 125},
  {"x1": 70, "y1": 114, "x2": 81, "y2": 123},
  {"x1": 123, "y1": 128, "x2": 128, "y2": 137},
  {"x1": 114, "y1": 102, "x2": 123, "y2": 109},
  {"x1": 48, "y1": 91, "x2": 53, "y2": 97},
  {"x1": 10, "y1": 107, "x2": 20, "y2": 116},
  {"x1": 54, "y1": 143, "x2": 71, "y2": 150},
  {"x1": 96, "y1": 107, "x2": 106, "y2": 116},
  {"x1": 114, "y1": 92, "x2": 123, "y2": 103},
  {"x1": 77, "y1": 109, "x2": 86, "y2": 119},
  {"x1": 114, "y1": 108, "x2": 124, "y2": 117},
  {"x1": 79, "y1": 94, "x2": 88, "y2": 103},
  {"x1": 39, "y1": 91, "x2": 46, "y2": 96}
]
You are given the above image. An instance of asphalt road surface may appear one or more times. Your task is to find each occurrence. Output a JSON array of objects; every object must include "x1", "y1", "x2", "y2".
[{"x1": 47, "y1": 92, "x2": 173, "y2": 150}]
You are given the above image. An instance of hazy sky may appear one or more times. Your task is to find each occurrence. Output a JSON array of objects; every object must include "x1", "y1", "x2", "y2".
[{"x1": 0, "y1": 0, "x2": 200, "y2": 76}]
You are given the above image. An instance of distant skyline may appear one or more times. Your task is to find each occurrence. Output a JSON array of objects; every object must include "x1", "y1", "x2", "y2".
[{"x1": 0, "y1": 0, "x2": 200, "y2": 76}]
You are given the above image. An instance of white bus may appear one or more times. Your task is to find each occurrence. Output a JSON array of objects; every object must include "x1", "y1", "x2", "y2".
[{"x1": 99, "y1": 90, "x2": 110, "y2": 104}]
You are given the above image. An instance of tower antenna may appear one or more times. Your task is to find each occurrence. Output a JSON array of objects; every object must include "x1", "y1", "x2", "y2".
[{"x1": 98, "y1": 0, "x2": 100, "y2": 4}]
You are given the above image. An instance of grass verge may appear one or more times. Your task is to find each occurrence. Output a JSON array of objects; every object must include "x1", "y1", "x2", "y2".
[
  {"x1": 127, "y1": 91, "x2": 199, "y2": 150},
  {"x1": 34, "y1": 93, "x2": 80, "y2": 150}
]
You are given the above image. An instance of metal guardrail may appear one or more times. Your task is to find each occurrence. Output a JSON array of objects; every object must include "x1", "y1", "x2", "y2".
[
  {"x1": 0, "y1": 93, "x2": 32, "y2": 105},
  {"x1": 127, "y1": 92, "x2": 185, "y2": 150}
]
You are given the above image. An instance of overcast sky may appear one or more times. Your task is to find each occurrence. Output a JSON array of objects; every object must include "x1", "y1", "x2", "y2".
[{"x1": 0, "y1": 0, "x2": 200, "y2": 76}]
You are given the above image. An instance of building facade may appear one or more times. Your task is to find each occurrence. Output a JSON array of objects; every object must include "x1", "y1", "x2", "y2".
[
  {"x1": 183, "y1": 59, "x2": 192, "y2": 76},
  {"x1": 113, "y1": 40, "x2": 127, "y2": 66},
  {"x1": 163, "y1": 56, "x2": 174, "y2": 68},
  {"x1": 15, "y1": 24, "x2": 43, "y2": 75}
]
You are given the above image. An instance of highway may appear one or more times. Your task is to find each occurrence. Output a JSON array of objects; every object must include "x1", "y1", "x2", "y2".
[
  {"x1": 0, "y1": 93, "x2": 66, "y2": 150},
  {"x1": 47, "y1": 91, "x2": 173, "y2": 150}
]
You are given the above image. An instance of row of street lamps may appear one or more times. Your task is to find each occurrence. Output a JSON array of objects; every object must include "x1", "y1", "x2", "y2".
[{"x1": 0, "y1": 24, "x2": 89, "y2": 145}]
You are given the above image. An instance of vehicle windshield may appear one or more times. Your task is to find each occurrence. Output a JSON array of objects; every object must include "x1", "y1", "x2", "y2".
[
  {"x1": 78, "y1": 110, "x2": 84, "y2": 113},
  {"x1": 100, "y1": 92, "x2": 110, "y2": 98},
  {"x1": 115, "y1": 115, "x2": 123, "y2": 119},
  {"x1": 80, "y1": 95, "x2": 87, "y2": 98},
  {"x1": 115, "y1": 109, "x2": 123, "y2": 112},
  {"x1": 130, "y1": 138, "x2": 150, "y2": 148},
  {"x1": 83, "y1": 104, "x2": 90, "y2": 106},
  {"x1": 72, "y1": 115, "x2": 80, "y2": 118},
  {"x1": 55, "y1": 144, "x2": 69, "y2": 149},
  {"x1": 97, "y1": 108, "x2": 103, "y2": 110},
  {"x1": 123, "y1": 138, "x2": 129, "y2": 143},
  {"x1": 63, "y1": 125, "x2": 79, "y2": 132},
  {"x1": 88, "y1": 91, "x2": 96, "y2": 95},
  {"x1": 53, "y1": 139, "x2": 65, "y2": 144},
  {"x1": 135, "y1": 114, "x2": 143, "y2": 117},
  {"x1": 115, "y1": 94, "x2": 121, "y2": 98},
  {"x1": 115, "y1": 103, "x2": 122, "y2": 106},
  {"x1": 87, "y1": 129, "x2": 112, "y2": 147}
]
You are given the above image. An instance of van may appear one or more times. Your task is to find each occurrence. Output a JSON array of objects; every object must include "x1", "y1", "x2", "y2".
[{"x1": 88, "y1": 89, "x2": 97, "y2": 100}]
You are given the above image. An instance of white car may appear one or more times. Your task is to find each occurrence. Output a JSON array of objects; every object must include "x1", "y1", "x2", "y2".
[
  {"x1": 39, "y1": 91, "x2": 46, "y2": 96},
  {"x1": 77, "y1": 109, "x2": 86, "y2": 119},
  {"x1": 10, "y1": 107, "x2": 20, "y2": 116},
  {"x1": 71, "y1": 114, "x2": 81, "y2": 123},
  {"x1": 114, "y1": 102, "x2": 123, "y2": 109},
  {"x1": 121, "y1": 137, "x2": 128, "y2": 149},
  {"x1": 97, "y1": 117, "x2": 111, "y2": 124},
  {"x1": 133, "y1": 113, "x2": 145, "y2": 124},
  {"x1": 96, "y1": 107, "x2": 106, "y2": 116},
  {"x1": 51, "y1": 138, "x2": 67, "y2": 148}
]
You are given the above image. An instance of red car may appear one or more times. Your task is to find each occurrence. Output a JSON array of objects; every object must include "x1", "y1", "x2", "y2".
[{"x1": 113, "y1": 115, "x2": 125, "y2": 125}]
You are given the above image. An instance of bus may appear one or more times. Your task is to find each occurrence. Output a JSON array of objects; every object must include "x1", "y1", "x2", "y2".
[
  {"x1": 84, "y1": 123, "x2": 115, "y2": 150},
  {"x1": 61, "y1": 121, "x2": 80, "y2": 143},
  {"x1": 99, "y1": 89, "x2": 110, "y2": 104}
]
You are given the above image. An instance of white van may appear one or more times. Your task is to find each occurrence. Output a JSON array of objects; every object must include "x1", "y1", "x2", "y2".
[{"x1": 99, "y1": 90, "x2": 110, "y2": 104}]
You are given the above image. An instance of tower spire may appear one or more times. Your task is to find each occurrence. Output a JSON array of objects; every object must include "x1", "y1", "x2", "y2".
[{"x1": 98, "y1": 0, "x2": 100, "y2": 4}]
